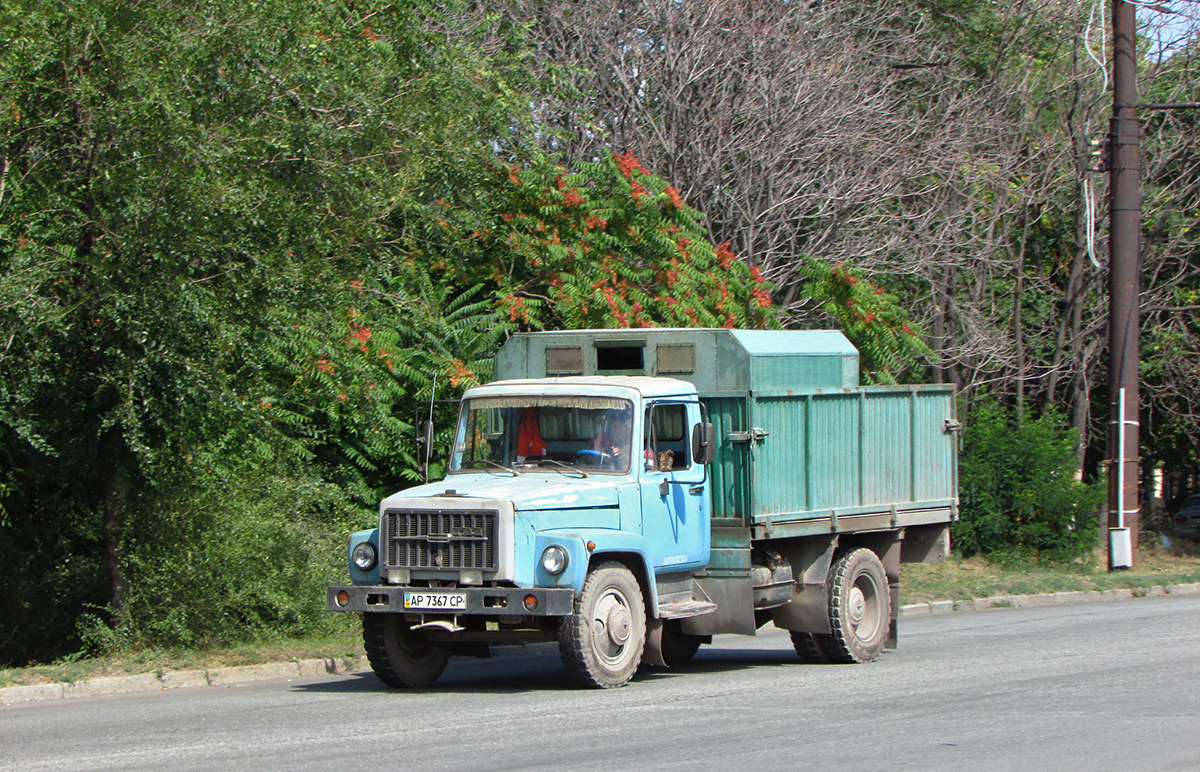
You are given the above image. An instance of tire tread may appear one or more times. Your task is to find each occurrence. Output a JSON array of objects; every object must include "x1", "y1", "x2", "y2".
[
  {"x1": 558, "y1": 562, "x2": 645, "y2": 688},
  {"x1": 824, "y1": 548, "x2": 889, "y2": 664},
  {"x1": 790, "y1": 631, "x2": 833, "y2": 663},
  {"x1": 362, "y1": 613, "x2": 450, "y2": 688}
]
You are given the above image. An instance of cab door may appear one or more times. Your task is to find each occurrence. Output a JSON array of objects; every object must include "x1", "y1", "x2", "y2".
[{"x1": 638, "y1": 401, "x2": 710, "y2": 572}]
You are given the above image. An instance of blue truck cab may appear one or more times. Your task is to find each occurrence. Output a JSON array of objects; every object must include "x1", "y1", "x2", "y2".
[{"x1": 328, "y1": 329, "x2": 958, "y2": 688}]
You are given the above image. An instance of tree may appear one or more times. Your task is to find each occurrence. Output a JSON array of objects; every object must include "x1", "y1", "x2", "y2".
[
  {"x1": 797, "y1": 258, "x2": 933, "y2": 383},
  {"x1": 0, "y1": 0, "x2": 539, "y2": 663},
  {"x1": 1138, "y1": 26, "x2": 1200, "y2": 513},
  {"x1": 422, "y1": 150, "x2": 777, "y2": 331}
]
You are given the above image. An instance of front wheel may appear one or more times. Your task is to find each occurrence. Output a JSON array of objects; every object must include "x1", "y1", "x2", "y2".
[
  {"x1": 363, "y1": 613, "x2": 451, "y2": 688},
  {"x1": 824, "y1": 548, "x2": 890, "y2": 663},
  {"x1": 559, "y1": 562, "x2": 646, "y2": 688}
]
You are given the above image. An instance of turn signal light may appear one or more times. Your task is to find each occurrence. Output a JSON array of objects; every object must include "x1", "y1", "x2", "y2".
[
  {"x1": 523, "y1": 594, "x2": 538, "y2": 611},
  {"x1": 336, "y1": 590, "x2": 351, "y2": 607}
]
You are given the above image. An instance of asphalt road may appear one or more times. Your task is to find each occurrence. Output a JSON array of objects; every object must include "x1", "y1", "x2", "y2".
[{"x1": 3, "y1": 594, "x2": 1199, "y2": 772}]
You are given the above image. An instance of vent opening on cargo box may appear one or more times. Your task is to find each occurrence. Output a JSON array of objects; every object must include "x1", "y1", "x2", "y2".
[
  {"x1": 546, "y1": 346, "x2": 583, "y2": 376},
  {"x1": 595, "y1": 342, "x2": 645, "y2": 374}
]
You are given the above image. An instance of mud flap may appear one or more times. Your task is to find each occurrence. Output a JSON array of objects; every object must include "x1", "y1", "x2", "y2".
[
  {"x1": 642, "y1": 617, "x2": 668, "y2": 668},
  {"x1": 885, "y1": 542, "x2": 901, "y2": 650}
]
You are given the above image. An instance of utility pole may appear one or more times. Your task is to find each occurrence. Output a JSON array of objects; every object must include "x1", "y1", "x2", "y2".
[{"x1": 1106, "y1": 0, "x2": 1140, "y2": 570}]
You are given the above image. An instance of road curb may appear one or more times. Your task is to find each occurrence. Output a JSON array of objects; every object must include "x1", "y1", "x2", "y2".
[
  {"x1": 898, "y1": 581, "x2": 1200, "y2": 617},
  {"x1": 0, "y1": 657, "x2": 365, "y2": 707},
  {"x1": 0, "y1": 639, "x2": 563, "y2": 707},
  {"x1": 5, "y1": 584, "x2": 1199, "y2": 706}
]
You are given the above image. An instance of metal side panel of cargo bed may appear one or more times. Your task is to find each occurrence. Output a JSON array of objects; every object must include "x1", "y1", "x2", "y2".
[{"x1": 745, "y1": 385, "x2": 958, "y2": 537}]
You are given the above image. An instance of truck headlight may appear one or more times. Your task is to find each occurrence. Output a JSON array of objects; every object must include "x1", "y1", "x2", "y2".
[
  {"x1": 540, "y1": 545, "x2": 569, "y2": 576},
  {"x1": 351, "y1": 541, "x2": 377, "y2": 571}
]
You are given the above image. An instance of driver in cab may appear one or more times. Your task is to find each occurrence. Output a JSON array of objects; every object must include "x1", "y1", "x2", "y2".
[{"x1": 589, "y1": 408, "x2": 632, "y2": 466}]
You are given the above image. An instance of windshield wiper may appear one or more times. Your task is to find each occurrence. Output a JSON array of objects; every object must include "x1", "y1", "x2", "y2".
[
  {"x1": 537, "y1": 458, "x2": 588, "y2": 478},
  {"x1": 471, "y1": 458, "x2": 518, "y2": 476}
]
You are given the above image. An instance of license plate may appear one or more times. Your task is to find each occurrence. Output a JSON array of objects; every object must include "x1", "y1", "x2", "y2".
[{"x1": 403, "y1": 592, "x2": 467, "y2": 611}]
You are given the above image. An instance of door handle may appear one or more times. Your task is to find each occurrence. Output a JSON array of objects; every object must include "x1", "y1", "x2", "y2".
[
  {"x1": 726, "y1": 427, "x2": 769, "y2": 443},
  {"x1": 688, "y1": 485, "x2": 704, "y2": 496}
]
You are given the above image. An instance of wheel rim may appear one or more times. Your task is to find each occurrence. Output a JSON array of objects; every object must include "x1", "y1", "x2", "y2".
[
  {"x1": 589, "y1": 588, "x2": 634, "y2": 666},
  {"x1": 849, "y1": 573, "x2": 882, "y2": 643}
]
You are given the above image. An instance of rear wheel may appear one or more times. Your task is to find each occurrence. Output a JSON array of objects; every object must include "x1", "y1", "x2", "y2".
[
  {"x1": 559, "y1": 563, "x2": 646, "y2": 688},
  {"x1": 660, "y1": 620, "x2": 705, "y2": 666},
  {"x1": 824, "y1": 548, "x2": 890, "y2": 663},
  {"x1": 363, "y1": 613, "x2": 451, "y2": 688},
  {"x1": 790, "y1": 631, "x2": 834, "y2": 664}
]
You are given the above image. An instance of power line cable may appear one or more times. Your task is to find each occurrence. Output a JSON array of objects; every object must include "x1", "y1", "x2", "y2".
[{"x1": 1085, "y1": 0, "x2": 1110, "y2": 95}]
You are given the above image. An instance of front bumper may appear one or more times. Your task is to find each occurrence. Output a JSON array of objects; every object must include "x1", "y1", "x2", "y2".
[{"x1": 327, "y1": 585, "x2": 576, "y2": 616}]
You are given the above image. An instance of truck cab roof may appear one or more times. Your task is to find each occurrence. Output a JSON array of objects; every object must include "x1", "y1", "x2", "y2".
[{"x1": 464, "y1": 375, "x2": 698, "y2": 401}]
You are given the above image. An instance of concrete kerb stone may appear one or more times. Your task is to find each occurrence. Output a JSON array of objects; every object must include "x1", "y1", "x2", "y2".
[
  {"x1": 62, "y1": 672, "x2": 163, "y2": 700},
  {"x1": 158, "y1": 669, "x2": 209, "y2": 691},
  {"x1": 928, "y1": 600, "x2": 956, "y2": 615},
  {"x1": 205, "y1": 661, "x2": 303, "y2": 687},
  {"x1": 4, "y1": 582, "x2": 1199, "y2": 706},
  {"x1": 0, "y1": 682, "x2": 66, "y2": 705},
  {"x1": 298, "y1": 658, "x2": 331, "y2": 677}
]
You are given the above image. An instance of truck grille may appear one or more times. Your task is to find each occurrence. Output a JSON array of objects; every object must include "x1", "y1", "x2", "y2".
[{"x1": 384, "y1": 509, "x2": 497, "y2": 572}]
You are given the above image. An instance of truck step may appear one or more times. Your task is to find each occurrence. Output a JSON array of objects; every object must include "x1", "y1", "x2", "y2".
[{"x1": 657, "y1": 600, "x2": 718, "y2": 619}]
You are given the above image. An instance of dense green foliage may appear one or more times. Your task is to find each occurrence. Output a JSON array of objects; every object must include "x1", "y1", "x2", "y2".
[
  {"x1": 0, "y1": 0, "x2": 519, "y2": 663},
  {"x1": 0, "y1": 0, "x2": 779, "y2": 665},
  {"x1": 955, "y1": 401, "x2": 1105, "y2": 562}
]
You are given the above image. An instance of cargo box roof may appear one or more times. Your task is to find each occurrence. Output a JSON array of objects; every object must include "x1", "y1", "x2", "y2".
[{"x1": 495, "y1": 329, "x2": 860, "y2": 396}]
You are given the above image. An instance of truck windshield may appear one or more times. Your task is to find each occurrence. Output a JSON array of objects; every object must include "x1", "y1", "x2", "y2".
[{"x1": 451, "y1": 396, "x2": 635, "y2": 474}]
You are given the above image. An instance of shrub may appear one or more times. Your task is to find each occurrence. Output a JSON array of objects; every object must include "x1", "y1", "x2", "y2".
[
  {"x1": 78, "y1": 447, "x2": 366, "y2": 655},
  {"x1": 954, "y1": 400, "x2": 1103, "y2": 562}
]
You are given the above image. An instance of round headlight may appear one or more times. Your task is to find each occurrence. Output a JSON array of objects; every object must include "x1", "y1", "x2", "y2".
[
  {"x1": 541, "y1": 545, "x2": 569, "y2": 576},
  {"x1": 351, "y1": 541, "x2": 377, "y2": 571}
]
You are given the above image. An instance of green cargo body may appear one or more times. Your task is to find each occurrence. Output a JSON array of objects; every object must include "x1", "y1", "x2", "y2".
[{"x1": 496, "y1": 329, "x2": 958, "y2": 538}]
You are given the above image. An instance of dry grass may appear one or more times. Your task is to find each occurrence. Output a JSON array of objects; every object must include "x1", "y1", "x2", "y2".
[{"x1": 901, "y1": 542, "x2": 1200, "y2": 603}]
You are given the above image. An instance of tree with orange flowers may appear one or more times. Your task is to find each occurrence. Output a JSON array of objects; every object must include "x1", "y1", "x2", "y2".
[
  {"x1": 798, "y1": 258, "x2": 932, "y2": 384},
  {"x1": 421, "y1": 150, "x2": 778, "y2": 332}
]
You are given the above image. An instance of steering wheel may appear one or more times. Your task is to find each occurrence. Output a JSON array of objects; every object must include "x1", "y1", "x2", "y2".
[{"x1": 576, "y1": 448, "x2": 613, "y2": 466}]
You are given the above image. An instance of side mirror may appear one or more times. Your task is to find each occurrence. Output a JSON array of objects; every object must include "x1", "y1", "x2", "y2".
[
  {"x1": 691, "y1": 422, "x2": 716, "y2": 465},
  {"x1": 416, "y1": 419, "x2": 435, "y2": 482}
]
